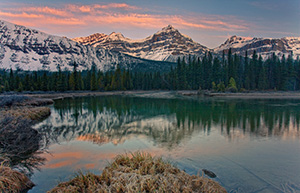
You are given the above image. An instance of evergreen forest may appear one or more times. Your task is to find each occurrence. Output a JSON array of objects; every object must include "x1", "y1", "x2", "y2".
[{"x1": 1, "y1": 49, "x2": 300, "y2": 93}]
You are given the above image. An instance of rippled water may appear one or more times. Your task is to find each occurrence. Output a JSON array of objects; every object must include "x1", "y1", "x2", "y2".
[{"x1": 26, "y1": 96, "x2": 300, "y2": 192}]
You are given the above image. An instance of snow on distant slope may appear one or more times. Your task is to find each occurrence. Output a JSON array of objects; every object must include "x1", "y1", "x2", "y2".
[
  {"x1": 0, "y1": 20, "x2": 174, "y2": 72},
  {"x1": 72, "y1": 25, "x2": 210, "y2": 62},
  {"x1": 214, "y1": 35, "x2": 300, "y2": 59},
  {"x1": 0, "y1": 20, "x2": 99, "y2": 71}
]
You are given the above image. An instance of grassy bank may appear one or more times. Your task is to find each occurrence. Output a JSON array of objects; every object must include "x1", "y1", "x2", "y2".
[
  {"x1": 0, "y1": 95, "x2": 53, "y2": 192},
  {"x1": 49, "y1": 152, "x2": 227, "y2": 193},
  {"x1": 0, "y1": 162, "x2": 34, "y2": 193}
]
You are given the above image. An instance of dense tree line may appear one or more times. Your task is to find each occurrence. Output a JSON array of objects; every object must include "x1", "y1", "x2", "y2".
[
  {"x1": 0, "y1": 49, "x2": 299, "y2": 93},
  {"x1": 168, "y1": 50, "x2": 300, "y2": 91}
]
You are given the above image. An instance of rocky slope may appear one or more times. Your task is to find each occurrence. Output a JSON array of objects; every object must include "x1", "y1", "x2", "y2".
[
  {"x1": 72, "y1": 25, "x2": 210, "y2": 62},
  {"x1": 0, "y1": 20, "x2": 174, "y2": 72},
  {"x1": 214, "y1": 35, "x2": 300, "y2": 59}
]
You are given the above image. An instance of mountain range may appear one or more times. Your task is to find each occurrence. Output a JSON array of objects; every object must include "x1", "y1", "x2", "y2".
[{"x1": 0, "y1": 20, "x2": 299, "y2": 72}]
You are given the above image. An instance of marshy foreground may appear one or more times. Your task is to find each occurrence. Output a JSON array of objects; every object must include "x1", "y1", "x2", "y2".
[
  {"x1": 0, "y1": 94, "x2": 226, "y2": 192},
  {"x1": 0, "y1": 95, "x2": 52, "y2": 192}
]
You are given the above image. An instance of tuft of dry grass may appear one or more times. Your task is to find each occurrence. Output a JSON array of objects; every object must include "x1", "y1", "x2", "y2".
[
  {"x1": 0, "y1": 107, "x2": 51, "y2": 123},
  {"x1": 0, "y1": 161, "x2": 34, "y2": 193},
  {"x1": 49, "y1": 152, "x2": 227, "y2": 193}
]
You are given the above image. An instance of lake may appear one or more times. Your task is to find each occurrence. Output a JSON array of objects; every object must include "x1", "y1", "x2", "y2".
[{"x1": 27, "y1": 95, "x2": 300, "y2": 192}]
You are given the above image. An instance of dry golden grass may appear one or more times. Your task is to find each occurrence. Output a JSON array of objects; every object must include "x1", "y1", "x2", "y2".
[
  {"x1": 0, "y1": 162, "x2": 34, "y2": 193},
  {"x1": 1, "y1": 106, "x2": 51, "y2": 123},
  {"x1": 49, "y1": 152, "x2": 227, "y2": 193}
]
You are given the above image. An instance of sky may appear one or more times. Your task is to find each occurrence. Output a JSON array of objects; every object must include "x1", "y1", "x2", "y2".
[{"x1": 0, "y1": 0, "x2": 299, "y2": 48}]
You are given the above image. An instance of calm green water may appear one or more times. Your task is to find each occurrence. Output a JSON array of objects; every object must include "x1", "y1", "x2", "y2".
[{"x1": 28, "y1": 95, "x2": 300, "y2": 192}]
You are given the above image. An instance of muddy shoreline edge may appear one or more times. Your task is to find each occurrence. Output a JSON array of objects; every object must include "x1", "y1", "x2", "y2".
[{"x1": 21, "y1": 90, "x2": 300, "y2": 100}]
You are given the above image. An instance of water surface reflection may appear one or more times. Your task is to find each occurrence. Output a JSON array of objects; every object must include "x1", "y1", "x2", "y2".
[
  {"x1": 31, "y1": 96, "x2": 300, "y2": 192},
  {"x1": 38, "y1": 97, "x2": 300, "y2": 146}
]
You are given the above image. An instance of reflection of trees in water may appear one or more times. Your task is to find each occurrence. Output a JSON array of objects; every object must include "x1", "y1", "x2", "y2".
[{"x1": 37, "y1": 97, "x2": 300, "y2": 149}]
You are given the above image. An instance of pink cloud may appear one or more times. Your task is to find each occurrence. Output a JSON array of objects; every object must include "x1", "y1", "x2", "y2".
[
  {"x1": 0, "y1": 11, "x2": 42, "y2": 18},
  {"x1": 21, "y1": 6, "x2": 69, "y2": 17},
  {"x1": 93, "y1": 3, "x2": 139, "y2": 10},
  {"x1": 0, "y1": 3, "x2": 250, "y2": 35}
]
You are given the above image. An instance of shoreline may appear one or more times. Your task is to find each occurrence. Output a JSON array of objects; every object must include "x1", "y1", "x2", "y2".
[
  {"x1": 11, "y1": 90, "x2": 300, "y2": 100},
  {"x1": 0, "y1": 96, "x2": 53, "y2": 192}
]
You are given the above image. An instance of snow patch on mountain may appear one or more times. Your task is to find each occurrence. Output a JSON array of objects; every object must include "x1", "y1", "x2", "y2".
[
  {"x1": 72, "y1": 25, "x2": 210, "y2": 62},
  {"x1": 0, "y1": 20, "x2": 174, "y2": 72},
  {"x1": 214, "y1": 35, "x2": 300, "y2": 59}
]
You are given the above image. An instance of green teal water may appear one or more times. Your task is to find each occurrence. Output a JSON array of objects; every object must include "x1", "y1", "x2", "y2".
[{"x1": 29, "y1": 96, "x2": 300, "y2": 192}]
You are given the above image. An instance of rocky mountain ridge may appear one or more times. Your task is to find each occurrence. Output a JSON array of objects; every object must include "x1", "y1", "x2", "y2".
[
  {"x1": 72, "y1": 25, "x2": 210, "y2": 62},
  {"x1": 0, "y1": 20, "x2": 173, "y2": 72},
  {"x1": 1, "y1": 19, "x2": 299, "y2": 72},
  {"x1": 214, "y1": 35, "x2": 300, "y2": 59}
]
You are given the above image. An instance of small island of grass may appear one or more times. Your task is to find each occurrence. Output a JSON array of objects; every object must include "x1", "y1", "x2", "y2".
[{"x1": 49, "y1": 152, "x2": 226, "y2": 193}]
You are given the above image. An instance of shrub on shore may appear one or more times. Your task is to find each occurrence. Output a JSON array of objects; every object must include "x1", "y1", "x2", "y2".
[{"x1": 49, "y1": 152, "x2": 227, "y2": 193}]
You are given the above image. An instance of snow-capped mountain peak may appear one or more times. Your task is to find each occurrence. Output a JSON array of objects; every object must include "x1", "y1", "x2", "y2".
[
  {"x1": 106, "y1": 32, "x2": 128, "y2": 41},
  {"x1": 161, "y1": 24, "x2": 176, "y2": 32},
  {"x1": 214, "y1": 35, "x2": 300, "y2": 59},
  {"x1": 72, "y1": 33, "x2": 107, "y2": 46},
  {"x1": 0, "y1": 20, "x2": 173, "y2": 72},
  {"x1": 72, "y1": 25, "x2": 209, "y2": 62}
]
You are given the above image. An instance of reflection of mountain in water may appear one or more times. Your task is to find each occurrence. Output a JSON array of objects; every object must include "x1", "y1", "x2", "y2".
[{"x1": 36, "y1": 96, "x2": 300, "y2": 149}]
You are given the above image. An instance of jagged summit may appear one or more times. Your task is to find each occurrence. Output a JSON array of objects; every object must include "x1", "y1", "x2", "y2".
[
  {"x1": 106, "y1": 32, "x2": 127, "y2": 41},
  {"x1": 72, "y1": 33, "x2": 107, "y2": 46},
  {"x1": 72, "y1": 25, "x2": 209, "y2": 62},
  {"x1": 214, "y1": 35, "x2": 300, "y2": 59},
  {"x1": 161, "y1": 24, "x2": 176, "y2": 32}
]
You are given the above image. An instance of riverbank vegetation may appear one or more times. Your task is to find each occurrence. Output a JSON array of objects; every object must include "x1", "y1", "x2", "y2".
[
  {"x1": 49, "y1": 152, "x2": 226, "y2": 193},
  {"x1": 0, "y1": 51, "x2": 299, "y2": 93},
  {"x1": 0, "y1": 161, "x2": 35, "y2": 193},
  {"x1": 0, "y1": 95, "x2": 53, "y2": 192}
]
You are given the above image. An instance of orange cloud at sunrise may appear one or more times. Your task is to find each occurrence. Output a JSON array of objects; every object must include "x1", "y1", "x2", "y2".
[{"x1": 0, "y1": 2, "x2": 250, "y2": 36}]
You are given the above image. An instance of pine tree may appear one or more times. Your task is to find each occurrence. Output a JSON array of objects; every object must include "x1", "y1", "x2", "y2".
[
  {"x1": 91, "y1": 65, "x2": 97, "y2": 91},
  {"x1": 286, "y1": 54, "x2": 296, "y2": 90},
  {"x1": 57, "y1": 67, "x2": 65, "y2": 92},
  {"x1": 244, "y1": 51, "x2": 250, "y2": 90},
  {"x1": 250, "y1": 50, "x2": 258, "y2": 89},
  {"x1": 18, "y1": 82, "x2": 23, "y2": 92},
  {"x1": 42, "y1": 71, "x2": 48, "y2": 91},
  {"x1": 97, "y1": 70, "x2": 104, "y2": 90},
  {"x1": 72, "y1": 62, "x2": 79, "y2": 90},
  {"x1": 69, "y1": 72, "x2": 75, "y2": 90},
  {"x1": 26, "y1": 74, "x2": 32, "y2": 91},
  {"x1": 78, "y1": 71, "x2": 83, "y2": 90},
  {"x1": 257, "y1": 55, "x2": 267, "y2": 90},
  {"x1": 4, "y1": 80, "x2": 9, "y2": 92},
  {"x1": 15, "y1": 75, "x2": 20, "y2": 92},
  {"x1": 212, "y1": 57, "x2": 221, "y2": 84},
  {"x1": 9, "y1": 68, "x2": 14, "y2": 91},
  {"x1": 111, "y1": 64, "x2": 123, "y2": 90},
  {"x1": 85, "y1": 70, "x2": 91, "y2": 90}
]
